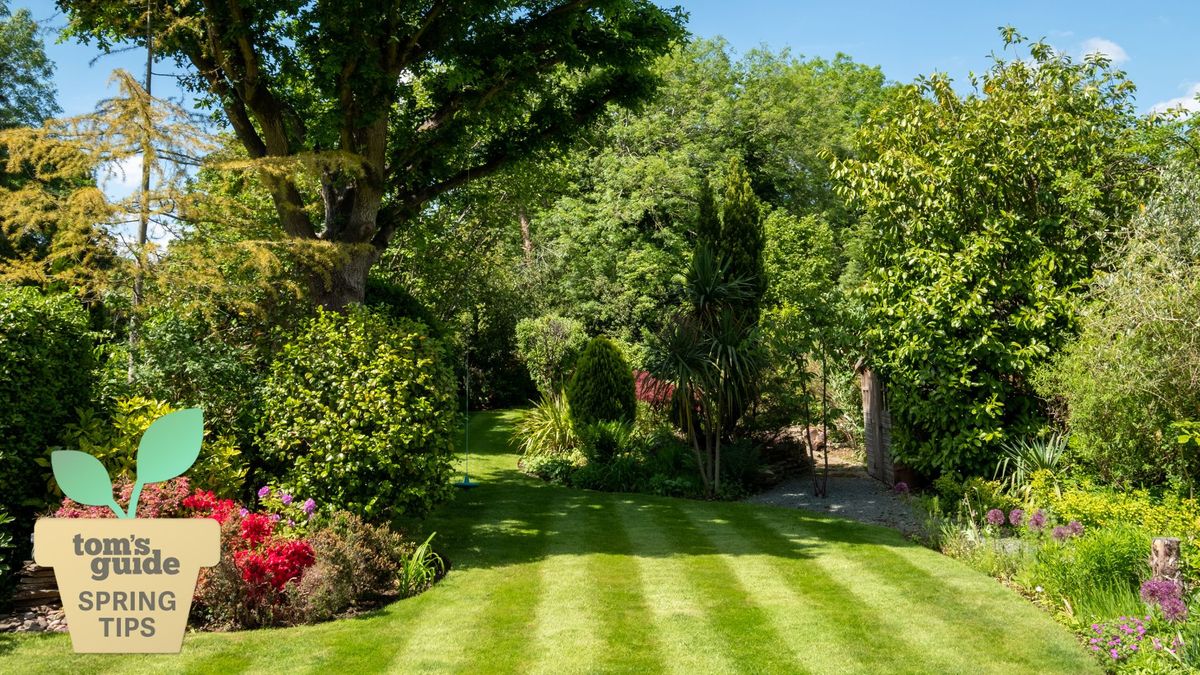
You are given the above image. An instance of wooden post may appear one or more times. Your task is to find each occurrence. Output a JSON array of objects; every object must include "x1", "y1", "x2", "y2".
[{"x1": 1150, "y1": 537, "x2": 1182, "y2": 583}]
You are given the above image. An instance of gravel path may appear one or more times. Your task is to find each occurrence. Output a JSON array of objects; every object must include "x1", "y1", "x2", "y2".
[{"x1": 747, "y1": 446, "x2": 926, "y2": 538}]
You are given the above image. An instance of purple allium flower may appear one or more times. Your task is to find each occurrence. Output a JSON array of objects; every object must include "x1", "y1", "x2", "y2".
[
  {"x1": 238, "y1": 507, "x2": 249, "y2": 517},
  {"x1": 1068, "y1": 520, "x2": 1083, "y2": 535},
  {"x1": 281, "y1": 493, "x2": 293, "y2": 505},
  {"x1": 1051, "y1": 525, "x2": 1073, "y2": 541},
  {"x1": 302, "y1": 498, "x2": 316, "y2": 515},
  {"x1": 257, "y1": 485, "x2": 271, "y2": 499},
  {"x1": 1009, "y1": 509, "x2": 1024, "y2": 527},
  {"x1": 1028, "y1": 509, "x2": 1046, "y2": 531},
  {"x1": 985, "y1": 508, "x2": 1005, "y2": 526},
  {"x1": 893, "y1": 481, "x2": 909, "y2": 495},
  {"x1": 1161, "y1": 597, "x2": 1188, "y2": 623},
  {"x1": 1141, "y1": 579, "x2": 1181, "y2": 604}
]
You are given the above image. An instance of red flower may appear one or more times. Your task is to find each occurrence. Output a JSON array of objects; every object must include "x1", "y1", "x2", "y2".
[
  {"x1": 263, "y1": 540, "x2": 315, "y2": 590},
  {"x1": 239, "y1": 513, "x2": 275, "y2": 547},
  {"x1": 183, "y1": 489, "x2": 238, "y2": 524},
  {"x1": 233, "y1": 549, "x2": 270, "y2": 587}
]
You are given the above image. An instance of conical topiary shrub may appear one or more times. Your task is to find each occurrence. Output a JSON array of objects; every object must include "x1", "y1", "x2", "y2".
[{"x1": 566, "y1": 336, "x2": 636, "y2": 427}]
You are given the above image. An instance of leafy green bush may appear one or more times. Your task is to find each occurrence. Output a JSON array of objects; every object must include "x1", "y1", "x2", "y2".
[
  {"x1": 1036, "y1": 165, "x2": 1200, "y2": 489},
  {"x1": 57, "y1": 397, "x2": 248, "y2": 498},
  {"x1": 0, "y1": 509, "x2": 12, "y2": 594},
  {"x1": 289, "y1": 511, "x2": 412, "y2": 622},
  {"x1": 515, "y1": 314, "x2": 588, "y2": 396},
  {"x1": 1028, "y1": 471, "x2": 1200, "y2": 542},
  {"x1": 567, "y1": 336, "x2": 636, "y2": 427},
  {"x1": 260, "y1": 306, "x2": 456, "y2": 522},
  {"x1": 0, "y1": 287, "x2": 95, "y2": 591},
  {"x1": 132, "y1": 308, "x2": 264, "y2": 446},
  {"x1": 577, "y1": 420, "x2": 634, "y2": 465}
]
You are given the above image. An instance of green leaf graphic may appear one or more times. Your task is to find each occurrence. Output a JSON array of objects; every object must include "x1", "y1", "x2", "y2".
[
  {"x1": 136, "y1": 407, "x2": 204, "y2": 483},
  {"x1": 51, "y1": 450, "x2": 116, "y2": 508}
]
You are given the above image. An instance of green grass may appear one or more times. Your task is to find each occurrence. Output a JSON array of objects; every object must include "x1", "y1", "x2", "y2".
[{"x1": 0, "y1": 411, "x2": 1098, "y2": 674}]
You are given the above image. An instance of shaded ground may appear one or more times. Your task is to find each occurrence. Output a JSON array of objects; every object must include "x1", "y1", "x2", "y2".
[
  {"x1": 0, "y1": 412, "x2": 1095, "y2": 674},
  {"x1": 748, "y1": 444, "x2": 927, "y2": 537}
]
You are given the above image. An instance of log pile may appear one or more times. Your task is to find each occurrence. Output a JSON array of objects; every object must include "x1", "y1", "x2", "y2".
[{"x1": 10, "y1": 560, "x2": 59, "y2": 609}]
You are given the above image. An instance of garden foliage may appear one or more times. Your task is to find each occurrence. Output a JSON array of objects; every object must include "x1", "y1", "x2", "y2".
[
  {"x1": 833, "y1": 31, "x2": 1150, "y2": 475},
  {"x1": 0, "y1": 287, "x2": 95, "y2": 591},
  {"x1": 260, "y1": 306, "x2": 456, "y2": 522},
  {"x1": 1038, "y1": 165, "x2": 1200, "y2": 488},
  {"x1": 566, "y1": 336, "x2": 636, "y2": 427},
  {"x1": 514, "y1": 314, "x2": 588, "y2": 397}
]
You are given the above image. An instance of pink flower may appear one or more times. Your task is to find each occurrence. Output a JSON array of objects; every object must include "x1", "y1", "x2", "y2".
[
  {"x1": 1028, "y1": 509, "x2": 1046, "y2": 531},
  {"x1": 1009, "y1": 509, "x2": 1024, "y2": 526},
  {"x1": 985, "y1": 508, "x2": 1005, "y2": 526}
]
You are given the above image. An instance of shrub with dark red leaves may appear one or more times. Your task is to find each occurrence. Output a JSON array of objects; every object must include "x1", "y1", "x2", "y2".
[
  {"x1": 634, "y1": 370, "x2": 674, "y2": 409},
  {"x1": 54, "y1": 477, "x2": 192, "y2": 518}
]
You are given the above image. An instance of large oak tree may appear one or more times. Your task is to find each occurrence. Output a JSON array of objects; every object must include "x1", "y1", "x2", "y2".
[{"x1": 58, "y1": 0, "x2": 685, "y2": 308}]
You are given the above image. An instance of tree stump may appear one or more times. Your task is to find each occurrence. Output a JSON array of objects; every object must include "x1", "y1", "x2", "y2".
[{"x1": 1150, "y1": 537, "x2": 1181, "y2": 583}]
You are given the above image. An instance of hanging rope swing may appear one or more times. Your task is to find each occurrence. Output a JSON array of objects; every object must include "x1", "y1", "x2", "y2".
[{"x1": 456, "y1": 346, "x2": 479, "y2": 489}]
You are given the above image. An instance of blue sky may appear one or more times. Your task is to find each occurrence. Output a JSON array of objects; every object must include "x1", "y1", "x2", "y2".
[{"x1": 20, "y1": 1, "x2": 1200, "y2": 122}]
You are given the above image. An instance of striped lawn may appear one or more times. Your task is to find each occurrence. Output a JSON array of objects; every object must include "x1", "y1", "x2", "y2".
[{"x1": 0, "y1": 411, "x2": 1097, "y2": 674}]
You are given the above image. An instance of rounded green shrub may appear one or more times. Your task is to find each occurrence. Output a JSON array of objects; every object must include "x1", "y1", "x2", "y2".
[
  {"x1": 260, "y1": 306, "x2": 456, "y2": 523},
  {"x1": 514, "y1": 314, "x2": 588, "y2": 396},
  {"x1": 566, "y1": 336, "x2": 636, "y2": 427}
]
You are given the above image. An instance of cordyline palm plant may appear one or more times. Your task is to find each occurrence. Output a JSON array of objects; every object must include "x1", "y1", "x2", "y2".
[{"x1": 652, "y1": 246, "x2": 763, "y2": 496}]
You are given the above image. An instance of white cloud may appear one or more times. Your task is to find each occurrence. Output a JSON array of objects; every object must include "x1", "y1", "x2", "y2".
[
  {"x1": 1081, "y1": 37, "x2": 1129, "y2": 64},
  {"x1": 1151, "y1": 83, "x2": 1200, "y2": 114},
  {"x1": 98, "y1": 154, "x2": 143, "y2": 200}
]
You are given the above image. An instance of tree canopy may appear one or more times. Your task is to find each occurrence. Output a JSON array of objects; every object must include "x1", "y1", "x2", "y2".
[
  {"x1": 58, "y1": 0, "x2": 687, "y2": 308},
  {"x1": 832, "y1": 30, "x2": 1153, "y2": 475},
  {"x1": 0, "y1": 1, "x2": 59, "y2": 129}
]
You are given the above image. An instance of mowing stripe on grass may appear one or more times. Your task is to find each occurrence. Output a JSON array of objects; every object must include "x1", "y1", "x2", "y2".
[
  {"x1": 526, "y1": 493, "x2": 664, "y2": 675},
  {"x1": 684, "y1": 501, "x2": 967, "y2": 673},
  {"x1": 814, "y1": 526, "x2": 1090, "y2": 673},
  {"x1": 580, "y1": 496, "x2": 663, "y2": 674},
  {"x1": 675, "y1": 502, "x2": 881, "y2": 673},
  {"x1": 388, "y1": 483, "x2": 556, "y2": 672},
  {"x1": 749, "y1": 508, "x2": 1065, "y2": 675},
  {"x1": 443, "y1": 491, "x2": 565, "y2": 673},
  {"x1": 616, "y1": 497, "x2": 800, "y2": 674}
]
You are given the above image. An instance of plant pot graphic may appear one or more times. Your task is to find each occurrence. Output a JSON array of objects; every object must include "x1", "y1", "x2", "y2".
[{"x1": 34, "y1": 517, "x2": 220, "y2": 653}]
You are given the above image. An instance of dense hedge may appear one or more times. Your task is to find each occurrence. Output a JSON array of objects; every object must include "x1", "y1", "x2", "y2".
[
  {"x1": 259, "y1": 306, "x2": 456, "y2": 523},
  {"x1": 0, "y1": 286, "x2": 96, "y2": 594},
  {"x1": 567, "y1": 336, "x2": 636, "y2": 426}
]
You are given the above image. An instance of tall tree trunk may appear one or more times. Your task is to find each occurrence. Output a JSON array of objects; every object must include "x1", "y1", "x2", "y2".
[
  {"x1": 518, "y1": 206, "x2": 532, "y2": 264},
  {"x1": 311, "y1": 246, "x2": 379, "y2": 310},
  {"x1": 129, "y1": 0, "x2": 154, "y2": 383}
]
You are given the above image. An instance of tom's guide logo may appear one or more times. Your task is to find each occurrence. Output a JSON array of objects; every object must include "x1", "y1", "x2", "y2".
[{"x1": 33, "y1": 408, "x2": 219, "y2": 653}]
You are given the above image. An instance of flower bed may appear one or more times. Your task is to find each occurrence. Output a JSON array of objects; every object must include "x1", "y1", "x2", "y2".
[
  {"x1": 52, "y1": 479, "x2": 445, "y2": 630},
  {"x1": 917, "y1": 476, "x2": 1200, "y2": 672}
]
